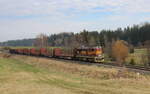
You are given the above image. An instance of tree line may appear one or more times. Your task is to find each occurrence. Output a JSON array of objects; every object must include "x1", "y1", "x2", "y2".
[
  {"x1": 0, "y1": 22, "x2": 150, "y2": 47},
  {"x1": 0, "y1": 39, "x2": 35, "y2": 47},
  {"x1": 47, "y1": 23, "x2": 150, "y2": 47}
]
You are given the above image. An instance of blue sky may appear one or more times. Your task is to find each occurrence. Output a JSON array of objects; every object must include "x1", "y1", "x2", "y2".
[{"x1": 0, "y1": 0, "x2": 150, "y2": 42}]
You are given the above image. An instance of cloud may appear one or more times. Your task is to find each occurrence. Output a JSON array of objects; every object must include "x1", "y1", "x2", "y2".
[
  {"x1": 1, "y1": 0, "x2": 150, "y2": 16},
  {"x1": 0, "y1": 0, "x2": 150, "y2": 41}
]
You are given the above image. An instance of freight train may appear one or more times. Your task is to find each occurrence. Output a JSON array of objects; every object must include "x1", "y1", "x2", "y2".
[{"x1": 9, "y1": 47, "x2": 104, "y2": 62}]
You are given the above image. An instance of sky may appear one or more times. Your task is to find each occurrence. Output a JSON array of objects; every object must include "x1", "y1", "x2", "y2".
[{"x1": 0, "y1": 0, "x2": 150, "y2": 42}]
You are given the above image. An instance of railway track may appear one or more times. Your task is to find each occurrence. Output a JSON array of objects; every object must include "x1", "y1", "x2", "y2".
[
  {"x1": 126, "y1": 65, "x2": 150, "y2": 71},
  {"x1": 100, "y1": 62, "x2": 150, "y2": 72},
  {"x1": 1, "y1": 51, "x2": 150, "y2": 74},
  {"x1": 86, "y1": 63, "x2": 150, "y2": 74},
  {"x1": 44, "y1": 56, "x2": 150, "y2": 74}
]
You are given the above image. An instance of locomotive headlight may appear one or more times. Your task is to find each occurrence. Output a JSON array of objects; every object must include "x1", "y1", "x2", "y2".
[{"x1": 98, "y1": 54, "x2": 101, "y2": 57}]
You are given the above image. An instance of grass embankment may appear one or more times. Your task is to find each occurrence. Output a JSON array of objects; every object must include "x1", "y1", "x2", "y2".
[{"x1": 0, "y1": 53, "x2": 150, "y2": 94}]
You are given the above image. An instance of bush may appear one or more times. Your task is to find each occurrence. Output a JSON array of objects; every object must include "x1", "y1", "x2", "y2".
[
  {"x1": 130, "y1": 58, "x2": 135, "y2": 65},
  {"x1": 130, "y1": 48, "x2": 134, "y2": 53},
  {"x1": 2, "y1": 47, "x2": 11, "y2": 50},
  {"x1": 112, "y1": 40, "x2": 129, "y2": 66}
]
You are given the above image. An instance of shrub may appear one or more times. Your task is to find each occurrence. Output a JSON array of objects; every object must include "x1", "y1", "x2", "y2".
[
  {"x1": 2, "y1": 46, "x2": 11, "y2": 50},
  {"x1": 112, "y1": 40, "x2": 129, "y2": 66},
  {"x1": 130, "y1": 58, "x2": 135, "y2": 65},
  {"x1": 130, "y1": 48, "x2": 134, "y2": 53}
]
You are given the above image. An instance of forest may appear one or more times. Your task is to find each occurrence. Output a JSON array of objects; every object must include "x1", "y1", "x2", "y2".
[{"x1": 0, "y1": 22, "x2": 150, "y2": 47}]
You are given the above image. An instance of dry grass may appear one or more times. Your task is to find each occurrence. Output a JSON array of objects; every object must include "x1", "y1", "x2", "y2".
[
  {"x1": 0, "y1": 53, "x2": 150, "y2": 94},
  {"x1": 0, "y1": 72, "x2": 74, "y2": 94}
]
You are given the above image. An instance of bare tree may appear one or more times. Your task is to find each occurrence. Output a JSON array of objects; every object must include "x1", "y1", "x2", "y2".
[
  {"x1": 112, "y1": 40, "x2": 129, "y2": 66},
  {"x1": 88, "y1": 36, "x2": 96, "y2": 47},
  {"x1": 69, "y1": 35, "x2": 79, "y2": 48},
  {"x1": 34, "y1": 34, "x2": 48, "y2": 48},
  {"x1": 104, "y1": 35, "x2": 115, "y2": 58},
  {"x1": 73, "y1": 34, "x2": 83, "y2": 48}
]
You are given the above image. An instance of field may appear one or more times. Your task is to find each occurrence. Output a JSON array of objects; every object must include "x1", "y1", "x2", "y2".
[
  {"x1": 126, "y1": 48, "x2": 149, "y2": 66},
  {"x1": 0, "y1": 53, "x2": 150, "y2": 94}
]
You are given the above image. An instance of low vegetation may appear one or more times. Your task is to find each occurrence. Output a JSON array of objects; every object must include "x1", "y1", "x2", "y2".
[
  {"x1": 126, "y1": 49, "x2": 149, "y2": 66},
  {"x1": 0, "y1": 53, "x2": 150, "y2": 94}
]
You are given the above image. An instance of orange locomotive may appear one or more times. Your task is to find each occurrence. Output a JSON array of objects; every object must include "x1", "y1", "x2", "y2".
[{"x1": 75, "y1": 47, "x2": 104, "y2": 62}]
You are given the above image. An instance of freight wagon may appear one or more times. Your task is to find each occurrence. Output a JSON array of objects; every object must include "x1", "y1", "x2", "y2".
[
  {"x1": 22, "y1": 48, "x2": 30, "y2": 55},
  {"x1": 30, "y1": 48, "x2": 40, "y2": 56},
  {"x1": 40, "y1": 48, "x2": 53, "y2": 57},
  {"x1": 53, "y1": 48, "x2": 74, "y2": 59}
]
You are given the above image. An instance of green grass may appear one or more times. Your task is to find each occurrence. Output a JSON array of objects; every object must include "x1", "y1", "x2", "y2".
[
  {"x1": 134, "y1": 48, "x2": 147, "y2": 54},
  {"x1": 126, "y1": 48, "x2": 149, "y2": 66},
  {"x1": 0, "y1": 59, "x2": 42, "y2": 73},
  {"x1": 0, "y1": 54, "x2": 150, "y2": 94}
]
